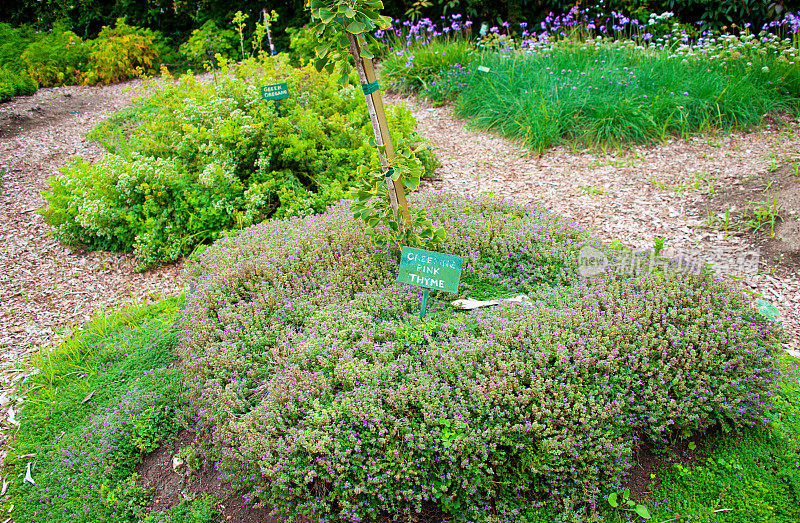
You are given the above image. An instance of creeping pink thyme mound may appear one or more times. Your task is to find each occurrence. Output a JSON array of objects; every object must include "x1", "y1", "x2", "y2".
[{"x1": 179, "y1": 192, "x2": 780, "y2": 522}]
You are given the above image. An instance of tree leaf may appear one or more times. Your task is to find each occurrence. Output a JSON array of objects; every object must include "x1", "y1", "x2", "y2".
[
  {"x1": 608, "y1": 492, "x2": 618, "y2": 508},
  {"x1": 347, "y1": 21, "x2": 366, "y2": 34},
  {"x1": 359, "y1": 44, "x2": 374, "y2": 59},
  {"x1": 315, "y1": 42, "x2": 331, "y2": 58},
  {"x1": 635, "y1": 505, "x2": 652, "y2": 520},
  {"x1": 318, "y1": 8, "x2": 336, "y2": 23},
  {"x1": 314, "y1": 57, "x2": 329, "y2": 72}
]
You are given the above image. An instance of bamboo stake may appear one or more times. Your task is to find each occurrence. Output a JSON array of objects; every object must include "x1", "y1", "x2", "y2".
[{"x1": 345, "y1": 33, "x2": 411, "y2": 225}]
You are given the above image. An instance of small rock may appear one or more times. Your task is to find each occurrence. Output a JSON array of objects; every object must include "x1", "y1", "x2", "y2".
[{"x1": 172, "y1": 456, "x2": 185, "y2": 474}]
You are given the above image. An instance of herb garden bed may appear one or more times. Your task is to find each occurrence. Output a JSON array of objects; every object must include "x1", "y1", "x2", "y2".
[
  {"x1": 3, "y1": 4, "x2": 800, "y2": 521},
  {"x1": 173, "y1": 192, "x2": 781, "y2": 522}
]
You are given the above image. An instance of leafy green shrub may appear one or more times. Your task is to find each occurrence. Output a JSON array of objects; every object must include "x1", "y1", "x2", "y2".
[
  {"x1": 286, "y1": 22, "x2": 377, "y2": 68},
  {"x1": 21, "y1": 22, "x2": 89, "y2": 86},
  {"x1": 41, "y1": 57, "x2": 438, "y2": 268},
  {"x1": 0, "y1": 66, "x2": 38, "y2": 102},
  {"x1": 100, "y1": 473, "x2": 150, "y2": 522},
  {"x1": 178, "y1": 192, "x2": 781, "y2": 522},
  {"x1": 287, "y1": 23, "x2": 334, "y2": 65},
  {"x1": 179, "y1": 20, "x2": 237, "y2": 68},
  {"x1": 83, "y1": 18, "x2": 162, "y2": 85},
  {"x1": 0, "y1": 22, "x2": 36, "y2": 72}
]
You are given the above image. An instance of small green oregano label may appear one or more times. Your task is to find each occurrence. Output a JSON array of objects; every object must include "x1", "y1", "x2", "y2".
[{"x1": 262, "y1": 83, "x2": 289, "y2": 101}]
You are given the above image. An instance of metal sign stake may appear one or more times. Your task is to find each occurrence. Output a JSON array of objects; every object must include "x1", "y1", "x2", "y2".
[{"x1": 420, "y1": 288, "x2": 430, "y2": 319}]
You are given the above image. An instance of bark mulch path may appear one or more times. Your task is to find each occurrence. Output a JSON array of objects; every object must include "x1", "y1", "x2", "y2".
[{"x1": 0, "y1": 81, "x2": 182, "y2": 452}]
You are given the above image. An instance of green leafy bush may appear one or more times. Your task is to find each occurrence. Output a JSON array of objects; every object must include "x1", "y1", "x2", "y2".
[
  {"x1": 0, "y1": 66, "x2": 37, "y2": 102},
  {"x1": 83, "y1": 18, "x2": 162, "y2": 85},
  {"x1": 21, "y1": 22, "x2": 89, "y2": 86},
  {"x1": 179, "y1": 192, "x2": 781, "y2": 522},
  {"x1": 286, "y1": 22, "x2": 378, "y2": 68},
  {"x1": 100, "y1": 473, "x2": 150, "y2": 522},
  {"x1": 0, "y1": 22, "x2": 36, "y2": 72},
  {"x1": 179, "y1": 19, "x2": 237, "y2": 68},
  {"x1": 41, "y1": 57, "x2": 438, "y2": 268},
  {"x1": 287, "y1": 23, "x2": 335, "y2": 65}
]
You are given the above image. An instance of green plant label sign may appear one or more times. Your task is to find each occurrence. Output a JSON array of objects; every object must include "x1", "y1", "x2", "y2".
[
  {"x1": 398, "y1": 246, "x2": 463, "y2": 293},
  {"x1": 261, "y1": 83, "x2": 289, "y2": 101}
]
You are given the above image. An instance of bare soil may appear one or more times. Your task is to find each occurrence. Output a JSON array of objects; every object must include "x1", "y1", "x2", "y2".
[
  {"x1": 137, "y1": 430, "x2": 276, "y2": 523},
  {"x1": 693, "y1": 160, "x2": 800, "y2": 269}
]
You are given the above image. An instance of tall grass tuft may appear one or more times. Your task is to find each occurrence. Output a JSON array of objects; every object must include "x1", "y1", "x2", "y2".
[
  {"x1": 380, "y1": 39, "x2": 477, "y2": 94},
  {"x1": 456, "y1": 40, "x2": 800, "y2": 152}
]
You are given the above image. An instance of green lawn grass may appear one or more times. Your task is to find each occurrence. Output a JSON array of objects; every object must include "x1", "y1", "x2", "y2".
[
  {"x1": 642, "y1": 354, "x2": 800, "y2": 523},
  {"x1": 2, "y1": 297, "x2": 217, "y2": 523}
]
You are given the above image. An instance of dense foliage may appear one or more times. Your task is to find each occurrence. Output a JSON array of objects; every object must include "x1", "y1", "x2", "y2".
[
  {"x1": 0, "y1": 22, "x2": 41, "y2": 100},
  {"x1": 178, "y1": 20, "x2": 238, "y2": 68},
  {"x1": 20, "y1": 23, "x2": 90, "y2": 86},
  {"x1": 1, "y1": 2, "x2": 798, "y2": 102},
  {"x1": 0, "y1": 18, "x2": 165, "y2": 94},
  {"x1": 0, "y1": 66, "x2": 37, "y2": 102},
  {"x1": 179, "y1": 192, "x2": 781, "y2": 522},
  {"x1": 457, "y1": 35, "x2": 800, "y2": 152},
  {"x1": 83, "y1": 19, "x2": 163, "y2": 85},
  {"x1": 3, "y1": 0, "x2": 798, "y2": 42},
  {"x1": 41, "y1": 57, "x2": 438, "y2": 267}
]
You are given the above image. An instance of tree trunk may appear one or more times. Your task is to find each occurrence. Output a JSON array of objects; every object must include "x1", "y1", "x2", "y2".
[{"x1": 346, "y1": 32, "x2": 411, "y2": 225}]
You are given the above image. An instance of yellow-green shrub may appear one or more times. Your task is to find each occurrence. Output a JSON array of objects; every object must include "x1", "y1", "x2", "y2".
[
  {"x1": 0, "y1": 67, "x2": 38, "y2": 102},
  {"x1": 21, "y1": 23, "x2": 89, "y2": 87},
  {"x1": 42, "y1": 57, "x2": 438, "y2": 268},
  {"x1": 83, "y1": 19, "x2": 161, "y2": 85}
]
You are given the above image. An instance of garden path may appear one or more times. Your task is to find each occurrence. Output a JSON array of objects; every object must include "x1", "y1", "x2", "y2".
[{"x1": 386, "y1": 93, "x2": 800, "y2": 357}]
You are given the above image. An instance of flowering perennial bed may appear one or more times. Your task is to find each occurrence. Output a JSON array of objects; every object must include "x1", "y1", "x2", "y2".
[{"x1": 179, "y1": 193, "x2": 781, "y2": 522}]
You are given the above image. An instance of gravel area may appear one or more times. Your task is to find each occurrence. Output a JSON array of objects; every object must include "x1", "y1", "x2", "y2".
[{"x1": 0, "y1": 82, "x2": 797, "y2": 453}]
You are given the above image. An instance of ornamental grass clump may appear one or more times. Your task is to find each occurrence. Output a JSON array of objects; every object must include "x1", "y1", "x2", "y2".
[
  {"x1": 41, "y1": 56, "x2": 438, "y2": 268},
  {"x1": 179, "y1": 193, "x2": 781, "y2": 522},
  {"x1": 456, "y1": 36, "x2": 800, "y2": 152}
]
